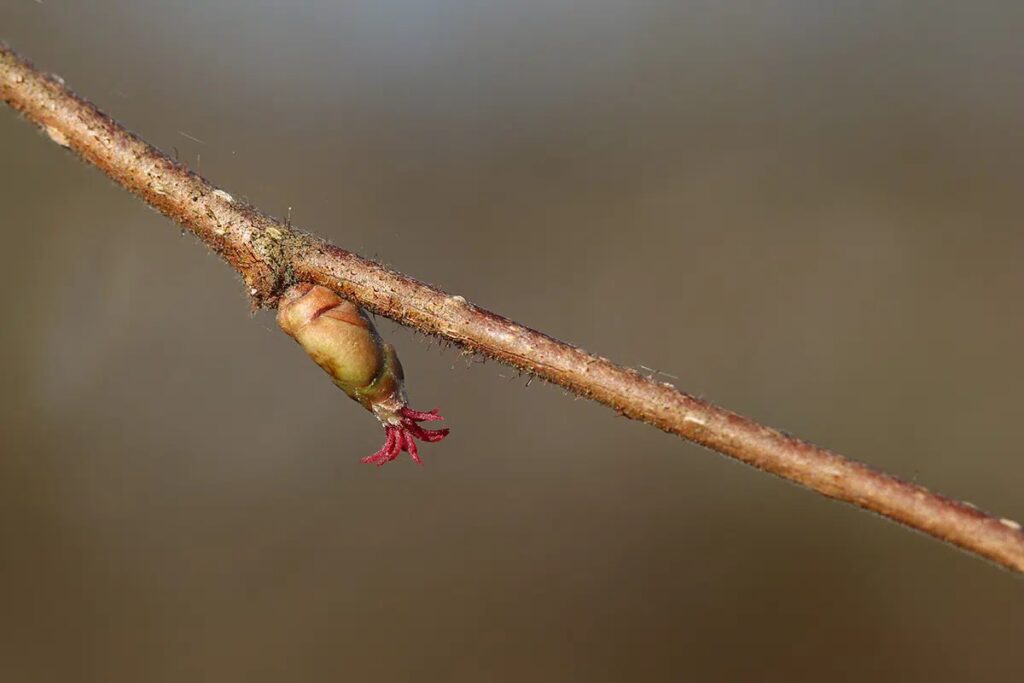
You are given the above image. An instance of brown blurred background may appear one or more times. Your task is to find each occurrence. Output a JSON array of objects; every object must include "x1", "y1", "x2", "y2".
[{"x1": 2, "y1": 2, "x2": 1022, "y2": 681}]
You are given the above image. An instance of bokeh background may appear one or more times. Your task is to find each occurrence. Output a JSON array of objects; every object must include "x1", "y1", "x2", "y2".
[{"x1": 2, "y1": 2, "x2": 1022, "y2": 680}]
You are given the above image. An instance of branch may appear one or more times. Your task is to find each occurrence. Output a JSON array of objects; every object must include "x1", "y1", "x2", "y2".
[{"x1": 3, "y1": 43, "x2": 1022, "y2": 574}]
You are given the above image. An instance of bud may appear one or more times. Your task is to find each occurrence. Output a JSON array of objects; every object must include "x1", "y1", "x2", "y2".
[{"x1": 277, "y1": 283, "x2": 449, "y2": 465}]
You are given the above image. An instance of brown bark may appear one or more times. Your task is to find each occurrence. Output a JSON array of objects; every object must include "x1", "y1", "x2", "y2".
[{"x1": 3, "y1": 44, "x2": 1022, "y2": 573}]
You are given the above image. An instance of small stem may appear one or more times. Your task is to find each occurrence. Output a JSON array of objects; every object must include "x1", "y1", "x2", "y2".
[{"x1": 2, "y1": 44, "x2": 1022, "y2": 573}]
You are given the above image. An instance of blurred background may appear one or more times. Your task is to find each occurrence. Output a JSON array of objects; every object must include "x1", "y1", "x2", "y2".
[{"x1": 2, "y1": 1, "x2": 1022, "y2": 680}]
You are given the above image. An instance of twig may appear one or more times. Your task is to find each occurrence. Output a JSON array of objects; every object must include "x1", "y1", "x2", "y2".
[{"x1": 2, "y1": 43, "x2": 1022, "y2": 573}]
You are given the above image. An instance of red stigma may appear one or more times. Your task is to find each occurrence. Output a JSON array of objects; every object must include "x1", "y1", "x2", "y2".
[{"x1": 361, "y1": 406, "x2": 450, "y2": 466}]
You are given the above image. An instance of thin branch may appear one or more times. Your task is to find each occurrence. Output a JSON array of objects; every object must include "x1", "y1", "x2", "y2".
[{"x1": 3, "y1": 43, "x2": 1022, "y2": 574}]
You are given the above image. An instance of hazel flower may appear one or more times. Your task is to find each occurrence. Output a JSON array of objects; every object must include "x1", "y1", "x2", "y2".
[{"x1": 276, "y1": 283, "x2": 449, "y2": 465}]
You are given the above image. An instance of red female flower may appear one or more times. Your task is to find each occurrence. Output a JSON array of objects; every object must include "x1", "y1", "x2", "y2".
[{"x1": 277, "y1": 283, "x2": 449, "y2": 465}]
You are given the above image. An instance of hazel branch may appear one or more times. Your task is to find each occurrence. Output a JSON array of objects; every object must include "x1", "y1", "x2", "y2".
[{"x1": 3, "y1": 44, "x2": 1022, "y2": 573}]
